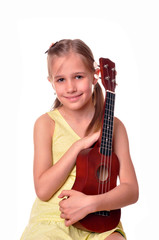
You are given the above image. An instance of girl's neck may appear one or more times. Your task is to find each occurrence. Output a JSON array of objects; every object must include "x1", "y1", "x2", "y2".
[
  {"x1": 58, "y1": 102, "x2": 95, "y2": 137},
  {"x1": 59, "y1": 101, "x2": 94, "y2": 121}
]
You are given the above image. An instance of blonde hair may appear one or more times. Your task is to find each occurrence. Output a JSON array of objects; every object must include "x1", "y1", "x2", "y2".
[{"x1": 46, "y1": 39, "x2": 104, "y2": 135}]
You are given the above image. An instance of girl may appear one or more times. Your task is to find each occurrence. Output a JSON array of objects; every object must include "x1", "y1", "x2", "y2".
[{"x1": 21, "y1": 39, "x2": 139, "y2": 240}]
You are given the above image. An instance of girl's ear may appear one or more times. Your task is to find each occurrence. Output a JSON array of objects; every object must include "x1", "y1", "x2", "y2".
[
  {"x1": 47, "y1": 76, "x2": 51, "y2": 82},
  {"x1": 47, "y1": 76, "x2": 52, "y2": 83},
  {"x1": 47, "y1": 76, "x2": 55, "y2": 89},
  {"x1": 93, "y1": 68, "x2": 100, "y2": 85}
]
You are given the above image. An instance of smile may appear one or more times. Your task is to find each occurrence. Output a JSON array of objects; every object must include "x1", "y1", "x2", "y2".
[{"x1": 64, "y1": 94, "x2": 83, "y2": 102}]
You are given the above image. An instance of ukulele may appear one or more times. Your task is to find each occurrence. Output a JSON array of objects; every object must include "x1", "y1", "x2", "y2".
[{"x1": 72, "y1": 58, "x2": 121, "y2": 233}]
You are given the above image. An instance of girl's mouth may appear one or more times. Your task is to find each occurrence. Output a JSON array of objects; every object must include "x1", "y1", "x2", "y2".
[{"x1": 64, "y1": 93, "x2": 83, "y2": 102}]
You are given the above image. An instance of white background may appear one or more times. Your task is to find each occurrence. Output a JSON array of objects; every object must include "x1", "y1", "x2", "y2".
[{"x1": 0, "y1": 0, "x2": 158, "y2": 239}]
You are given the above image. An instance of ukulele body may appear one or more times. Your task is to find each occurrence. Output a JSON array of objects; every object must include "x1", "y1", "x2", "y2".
[{"x1": 72, "y1": 142, "x2": 121, "y2": 233}]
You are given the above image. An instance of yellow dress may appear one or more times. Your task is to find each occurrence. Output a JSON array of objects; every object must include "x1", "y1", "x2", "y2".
[{"x1": 21, "y1": 109, "x2": 126, "y2": 240}]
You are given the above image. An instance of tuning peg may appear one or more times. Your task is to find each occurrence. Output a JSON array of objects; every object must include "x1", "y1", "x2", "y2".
[
  {"x1": 93, "y1": 61, "x2": 99, "y2": 69},
  {"x1": 104, "y1": 64, "x2": 108, "y2": 69},
  {"x1": 94, "y1": 74, "x2": 99, "y2": 80}
]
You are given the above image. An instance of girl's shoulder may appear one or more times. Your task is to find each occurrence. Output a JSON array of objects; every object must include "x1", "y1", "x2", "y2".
[
  {"x1": 113, "y1": 117, "x2": 129, "y2": 144},
  {"x1": 34, "y1": 113, "x2": 55, "y2": 138},
  {"x1": 114, "y1": 117, "x2": 126, "y2": 131},
  {"x1": 113, "y1": 116, "x2": 130, "y2": 156}
]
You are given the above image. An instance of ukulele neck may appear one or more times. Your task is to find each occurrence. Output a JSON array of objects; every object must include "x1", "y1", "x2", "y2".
[{"x1": 100, "y1": 90, "x2": 115, "y2": 156}]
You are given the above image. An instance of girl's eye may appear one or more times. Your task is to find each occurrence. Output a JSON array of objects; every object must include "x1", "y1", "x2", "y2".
[
  {"x1": 57, "y1": 78, "x2": 65, "y2": 82},
  {"x1": 75, "y1": 75, "x2": 83, "y2": 80}
]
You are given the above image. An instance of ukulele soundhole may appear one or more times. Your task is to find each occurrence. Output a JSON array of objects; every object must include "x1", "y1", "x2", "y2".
[{"x1": 97, "y1": 165, "x2": 108, "y2": 182}]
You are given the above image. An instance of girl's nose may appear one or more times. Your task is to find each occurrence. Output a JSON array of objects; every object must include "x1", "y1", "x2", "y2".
[{"x1": 66, "y1": 79, "x2": 77, "y2": 93}]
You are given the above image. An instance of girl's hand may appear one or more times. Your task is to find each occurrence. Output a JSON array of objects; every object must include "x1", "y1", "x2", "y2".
[
  {"x1": 58, "y1": 190, "x2": 92, "y2": 227},
  {"x1": 76, "y1": 131, "x2": 100, "y2": 151}
]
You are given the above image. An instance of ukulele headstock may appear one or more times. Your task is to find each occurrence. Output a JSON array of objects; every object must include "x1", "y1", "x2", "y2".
[{"x1": 99, "y1": 58, "x2": 117, "y2": 92}]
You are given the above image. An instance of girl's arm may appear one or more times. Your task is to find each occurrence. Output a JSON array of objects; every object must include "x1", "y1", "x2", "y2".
[
  {"x1": 59, "y1": 118, "x2": 139, "y2": 227},
  {"x1": 33, "y1": 113, "x2": 99, "y2": 201},
  {"x1": 90, "y1": 117, "x2": 139, "y2": 211}
]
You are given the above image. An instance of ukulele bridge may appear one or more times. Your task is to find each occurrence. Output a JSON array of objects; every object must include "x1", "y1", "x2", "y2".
[{"x1": 94, "y1": 210, "x2": 110, "y2": 217}]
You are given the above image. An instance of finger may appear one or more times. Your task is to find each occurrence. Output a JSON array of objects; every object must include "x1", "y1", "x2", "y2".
[
  {"x1": 58, "y1": 190, "x2": 71, "y2": 199},
  {"x1": 58, "y1": 190, "x2": 68, "y2": 198},
  {"x1": 58, "y1": 192, "x2": 65, "y2": 198},
  {"x1": 94, "y1": 131, "x2": 100, "y2": 140},
  {"x1": 59, "y1": 206, "x2": 63, "y2": 212},
  {"x1": 59, "y1": 198, "x2": 67, "y2": 208},
  {"x1": 65, "y1": 216, "x2": 77, "y2": 227},
  {"x1": 90, "y1": 131, "x2": 100, "y2": 144},
  {"x1": 65, "y1": 219, "x2": 72, "y2": 227},
  {"x1": 60, "y1": 212, "x2": 66, "y2": 219}
]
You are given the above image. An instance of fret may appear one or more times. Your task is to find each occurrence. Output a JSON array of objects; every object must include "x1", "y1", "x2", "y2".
[
  {"x1": 104, "y1": 113, "x2": 114, "y2": 118},
  {"x1": 104, "y1": 101, "x2": 115, "y2": 107},
  {"x1": 101, "y1": 137, "x2": 113, "y2": 144},
  {"x1": 104, "y1": 104, "x2": 114, "y2": 111},
  {"x1": 101, "y1": 135, "x2": 113, "y2": 141},
  {"x1": 100, "y1": 147, "x2": 112, "y2": 152},
  {"x1": 104, "y1": 111, "x2": 114, "y2": 117},
  {"x1": 102, "y1": 137, "x2": 112, "y2": 143},
  {"x1": 102, "y1": 124, "x2": 113, "y2": 129},
  {"x1": 101, "y1": 145, "x2": 112, "y2": 150},
  {"x1": 101, "y1": 133, "x2": 113, "y2": 139},
  {"x1": 100, "y1": 91, "x2": 115, "y2": 156},
  {"x1": 101, "y1": 138, "x2": 112, "y2": 142},
  {"x1": 101, "y1": 134, "x2": 113, "y2": 140},
  {"x1": 103, "y1": 115, "x2": 114, "y2": 121},
  {"x1": 100, "y1": 147, "x2": 112, "y2": 153},
  {"x1": 103, "y1": 119, "x2": 113, "y2": 126},
  {"x1": 102, "y1": 130, "x2": 113, "y2": 136},
  {"x1": 104, "y1": 108, "x2": 114, "y2": 114},
  {"x1": 100, "y1": 148, "x2": 112, "y2": 156},
  {"x1": 100, "y1": 144, "x2": 112, "y2": 151}
]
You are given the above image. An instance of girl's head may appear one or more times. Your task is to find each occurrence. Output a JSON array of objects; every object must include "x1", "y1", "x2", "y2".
[
  {"x1": 46, "y1": 39, "x2": 104, "y2": 135},
  {"x1": 47, "y1": 39, "x2": 95, "y2": 80}
]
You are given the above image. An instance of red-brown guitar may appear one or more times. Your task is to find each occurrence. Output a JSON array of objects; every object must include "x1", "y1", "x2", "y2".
[{"x1": 72, "y1": 58, "x2": 121, "y2": 233}]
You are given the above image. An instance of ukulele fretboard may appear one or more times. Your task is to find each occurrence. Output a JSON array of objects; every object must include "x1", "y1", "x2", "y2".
[{"x1": 100, "y1": 91, "x2": 115, "y2": 156}]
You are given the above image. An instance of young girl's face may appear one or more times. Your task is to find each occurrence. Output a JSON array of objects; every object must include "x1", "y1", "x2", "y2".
[{"x1": 50, "y1": 52, "x2": 97, "y2": 111}]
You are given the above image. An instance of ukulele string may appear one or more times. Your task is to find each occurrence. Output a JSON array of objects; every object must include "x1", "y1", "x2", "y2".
[
  {"x1": 109, "y1": 94, "x2": 113, "y2": 193},
  {"x1": 98, "y1": 64, "x2": 109, "y2": 195},
  {"x1": 105, "y1": 68, "x2": 111, "y2": 194},
  {"x1": 104, "y1": 65, "x2": 116, "y2": 194},
  {"x1": 98, "y1": 95, "x2": 107, "y2": 194},
  {"x1": 107, "y1": 67, "x2": 116, "y2": 192},
  {"x1": 103, "y1": 65, "x2": 111, "y2": 194},
  {"x1": 102, "y1": 91, "x2": 109, "y2": 194},
  {"x1": 107, "y1": 92, "x2": 113, "y2": 193},
  {"x1": 97, "y1": 64, "x2": 102, "y2": 194},
  {"x1": 99, "y1": 150, "x2": 105, "y2": 194},
  {"x1": 106, "y1": 92, "x2": 111, "y2": 193}
]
